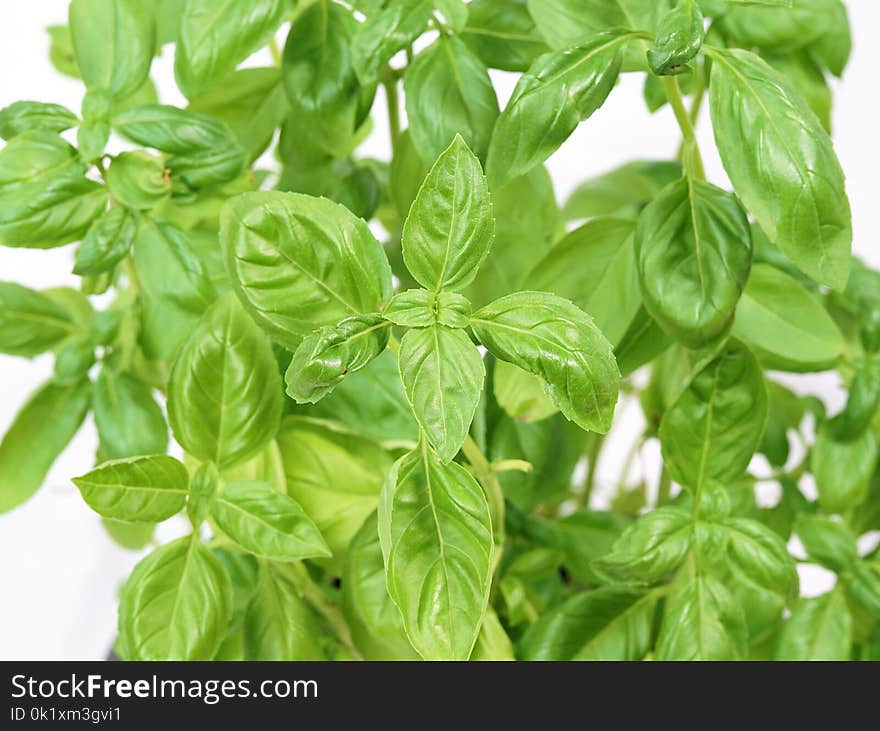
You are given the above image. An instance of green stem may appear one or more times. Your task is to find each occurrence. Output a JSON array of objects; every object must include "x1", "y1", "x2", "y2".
[
  {"x1": 578, "y1": 433, "x2": 605, "y2": 508},
  {"x1": 661, "y1": 75, "x2": 705, "y2": 180},
  {"x1": 383, "y1": 76, "x2": 401, "y2": 154},
  {"x1": 282, "y1": 563, "x2": 363, "y2": 660},
  {"x1": 657, "y1": 465, "x2": 672, "y2": 506},
  {"x1": 268, "y1": 36, "x2": 282, "y2": 67}
]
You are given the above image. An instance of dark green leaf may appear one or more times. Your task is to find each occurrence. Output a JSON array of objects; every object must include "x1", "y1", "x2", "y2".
[
  {"x1": 461, "y1": 0, "x2": 549, "y2": 72},
  {"x1": 351, "y1": 0, "x2": 434, "y2": 83},
  {"x1": 647, "y1": 0, "x2": 704, "y2": 76}
]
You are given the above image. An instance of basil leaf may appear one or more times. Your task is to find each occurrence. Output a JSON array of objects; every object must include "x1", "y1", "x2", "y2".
[
  {"x1": 351, "y1": 0, "x2": 434, "y2": 83},
  {"x1": 399, "y1": 324, "x2": 485, "y2": 462},
  {"x1": 775, "y1": 589, "x2": 852, "y2": 661},
  {"x1": 105, "y1": 151, "x2": 170, "y2": 211},
  {"x1": 471, "y1": 608, "x2": 515, "y2": 661},
  {"x1": 73, "y1": 455, "x2": 188, "y2": 522},
  {"x1": 635, "y1": 178, "x2": 752, "y2": 348},
  {"x1": 167, "y1": 295, "x2": 283, "y2": 469},
  {"x1": 313, "y1": 350, "x2": 419, "y2": 444},
  {"x1": 0, "y1": 101, "x2": 78, "y2": 140},
  {"x1": 831, "y1": 358, "x2": 880, "y2": 440},
  {"x1": 402, "y1": 135, "x2": 494, "y2": 293},
  {"x1": 282, "y1": 1, "x2": 370, "y2": 160},
  {"x1": 529, "y1": 217, "x2": 639, "y2": 348},
  {"x1": 707, "y1": 47, "x2": 852, "y2": 290},
  {"x1": 187, "y1": 463, "x2": 218, "y2": 528},
  {"x1": 486, "y1": 32, "x2": 628, "y2": 186},
  {"x1": 117, "y1": 535, "x2": 232, "y2": 660},
  {"x1": 526, "y1": 0, "x2": 656, "y2": 49},
  {"x1": 175, "y1": 0, "x2": 284, "y2": 99},
  {"x1": 0, "y1": 130, "x2": 107, "y2": 248},
  {"x1": 0, "y1": 379, "x2": 91, "y2": 513},
  {"x1": 471, "y1": 291, "x2": 620, "y2": 433},
  {"x1": 404, "y1": 36, "x2": 499, "y2": 165},
  {"x1": 383, "y1": 289, "x2": 436, "y2": 329},
  {"x1": 221, "y1": 191, "x2": 393, "y2": 350},
  {"x1": 69, "y1": 0, "x2": 155, "y2": 97},
  {"x1": 211, "y1": 479, "x2": 330, "y2": 561},
  {"x1": 102, "y1": 518, "x2": 155, "y2": 551},
  {"x1": 722, "y1": 517, "x2": 798, "y2": 596},
  {"x1": 286, "y1": 314, "x2": 390, "y2": 404},
  {"x1": 494, "y1": 360, "x2": 558, "y2": 424},
  {"x1": 343, "y1": 513, "x2": 419, "y2": 660},
  {"x1": 794, "y1": 514, "x2": 859, "y2": 572},
  {"x1": 277, "y1": 417, "x2": 393, "y2": 574},
  {"x1": 244, "y1": 562, "x2": 325, "y2": 660},
  {"x1": 132, "y1": 218, "x2": 217, "y2": 361},
  {"x1": 378, "y1": 445, "x2": 493, "y2": 660},
  {"x1": 842, "y1": 562, "x2": 880, "y2": 617},
  {"x1": 461, "y1": 0, "x2": 549, "y2": 73},
  {"x1": 93, "y1": 368, "x2": 167, "y2": 460},
  {"x1": 188, "y1": 67, "x2": 288, "y2": 163},
  {"x1": 113, "y1": 104, "x2": 246, "y2": 188},
  {"x1": 73, "y1": 208, "x2": 136, "y2": 276},
  {"x1": 765, "y1": 51, "x2": 832, "y2": 134},
  {"x1": 659, "y1": 342, "x2": 768, "y2": 492},
  {"x1": 0, "y1": 281, "x2": 76, "y2": 356},
  {"x1": 656, "y1": 574, "x2": 748, "y2": 660},
  {"x1": 594, "y1": 507, "x2": 693, "y2": 584},
  {"x1": 732, "y1": 263, "x2": 844, "y2": 372},
  {"x1": 809, "y1": 0, "x2": 851, "y2": 77},
  {"x1": 563, "y1": 160, "x2": 682, "y2": 221},
  {"x1": 519, "y1": 587, "x2": 657, "y2": 660},
  {"x1": 812, "y1": 424, "x2": 877, "y2": 514},
  {"x1": 647, "y1": 0, "x2": 704, "y2": 76}
]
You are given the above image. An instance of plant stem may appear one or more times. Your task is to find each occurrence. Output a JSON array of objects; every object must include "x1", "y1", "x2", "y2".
[
  {"x1": 268, "y1": 36, "x2": 282, "y2": 67},
  {"x1": 282, "y1": 563, "x2": 363, "y2": 660},
  {"x1": 577, "y1": 432, "x2": 605, "y2": 508},
  {"x1": 662, "y1": 75, "x2": 705, "y2": 180},
  {"x1": 383, "y1": 76, "x2": 401, "y2": 154},
  {"x1": 657, "y1": 465, "x2": 672, "y2": 506}
]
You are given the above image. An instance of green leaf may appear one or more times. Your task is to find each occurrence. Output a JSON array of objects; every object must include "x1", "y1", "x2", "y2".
[
  {"x1": 526, "y1": 0, "x2": 656, "y2": 49},
  {"x1": 313, "y1": 350, "x2": 419, "y2": 444},
  {"x1": 659, "y1": 342, "x2": 768, "y2": 492},
  {"x1": 113, "y1": 104, "x2": 246, "y2": 188},
  {"x1": 794, "y1": 514, "x2": 858, "y2": 572},
  {"x1": 117, "y1": 535, "x2": 232, "y2": 660},
  {"x1": 244, "y1": 562, "x2": 325, "y2": 660},
  {"x1": 528, "y1": 217, "x2": 639, "y2": 348},
  {"x1": 471, "y1": 608, "x2": 515, "y2": 661},
  {"x1": 343, "y1": 512, "x2": 419, "y2": 660},
  {"x1": 132, "y1": 218, "x2": 217, "y2": 361},
  {"x1": 105, "y1": 151, "x2": 170, "y2": 211},
  {"x1": 765, "y1": 51, "x2": 832, "y2": 133},
  {"x1": 519, "y1": 587, "x2": 657, "y2": 660},
  {"x1": 0, "y1": 101, "x2": 78, "y2": 140},
  {"x1": 0, "y1": 281, "x2": 76, "y2": 356},
  {"x1": 69, "y1": 0, "x2": 155, "y2": 97},
  {"x1": 721, "y1": 517, "x2": 798, "y2": 596},
  {"x1": 351, "y1": 0, "x2": 434, "y2": 83},
  {"x1": 563, "y1": 160, "x2": 682, "y2": 222},
  {"x1": 47, "y1": 25, "x2": 79, "y2": 79},
  {"x1": 167, "y1": 295, "x2": 283, "y2": 469},
  {"x1": 615, "y1": 306, "x2": 672, "y2": 376},
  {"x1": 378, "y1": 445, "x2": 493, "y2": 660},
  {"x1": 174, "y1": 0, "x2": 284, "y2": 99},
  {"x1": 402, "y1": 135, "x2": 494, "y2": 293},
  {"x1": 286, "y1": 314, "x2": 390, "y2": 404},
  {"x1": 188, "y1": 67, "x2": 288, "y2": 162},
  {"x1": 93, "y1": 368, "x2": 167, "y2": 460},
  {"x1": 0, "y1": 380, "x2": 91, "y2": 513},
  {"x1": 635, "y1": 178, "x2": 752, "y2": 348},
  {"x1": 461, "y1": 0, "x2": 549, "y2": 73},
  {"x1": 831, "y1": 357, "x2": 880, "y2": 440},
  {"x1": 53, "y1": 338, "x2": 95, "y2": 385},
  {"x1": 277, "y1": 417, "x2": 393, "y2": 574},
  {"x1": 775, "y1": 589, "x2": 852, "y2": 660},
  {"x1": 73, "y1": 455, "x2": 188, "y2": 522},
  {"x1": 282, "y1": 1, "x2": 370, "y2": 159},
  {"x1": 493, "y1": 360, "x2": 558, "y2": 424},
  {"x1": 0, "y1": 130, "x2": 107, "y2": 248},
  {"x1": 471, "y1": 291, "x2": 620, "y2": 433},
  {"x1": 221, "y1": 191, "x2": 393, "y2": 350},
  {"x1": 732, "y1": 264, "x2": 845, "y2": 372},
  {"x1": 594, "y1": 507, "x2": 693, "y2": 584},
  {"x1": 211, "y1": 479, "x2": 330, "y2": 561},
  {"x1": 812, "y1": 424, "x2": 877, "y2": 514},
  {"x1": 102, "y1": 518, "x2": 155, "y2": 551},
  {"x1": 809, "y1": 0, "x2": 851, "y2": 77},
  {"x1": 486, "y1": 32, "x2": 628, "y2": 187},
  {"x1": 73, "y1": 208, "x2": 136, "y2": 276},
  {"x1": 842, "y1": 562, "x2": 880, "y2": 617},
  {"x1": 187, "y1": 463, "x2": 218, "y2": 528},
  {"x1": 647, "y1": 0, "x2": 704, "y2": 76},
  {"x1": 707, "y1": 47, "x2": 851, "y2": 290},
  {"x1": 404, "y1": 36, "x2": 499, "y2": 165},
  {"x1": 656, "y1": 574, "x2": 748, "y2": 660},
  {"x1": 398, "y1": 325, "x2": 485, "y2": 462}
]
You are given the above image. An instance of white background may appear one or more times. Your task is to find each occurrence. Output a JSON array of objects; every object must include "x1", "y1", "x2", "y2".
[{"x1": 1, "y1": 1, "x2": 878, "y2": 659}]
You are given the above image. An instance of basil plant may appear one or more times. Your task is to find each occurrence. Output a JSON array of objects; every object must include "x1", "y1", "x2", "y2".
[{"x1": 1, "y1": 0, "x2": 878, "y2": 662}]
